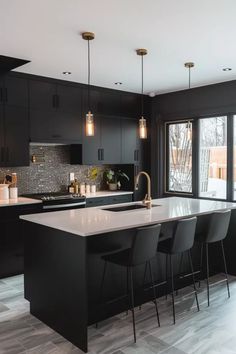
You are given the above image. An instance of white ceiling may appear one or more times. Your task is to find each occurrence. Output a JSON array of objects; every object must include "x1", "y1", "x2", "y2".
[{"x1": 1, "y1": 0, "x2": 236, "y2": 95}]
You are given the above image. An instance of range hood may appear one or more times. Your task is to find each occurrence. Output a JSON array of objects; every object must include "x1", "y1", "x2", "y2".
[{"x1": 0, "y1": 55, "x2": 30, "y2": 74}]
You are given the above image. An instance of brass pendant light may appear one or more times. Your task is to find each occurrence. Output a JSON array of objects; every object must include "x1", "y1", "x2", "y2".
[
  {"x1": 137, "y1": 48, "x2": 148, "y2": 139},
  {"x1": 184, "y1": 62, "x2": 194, "y2": 141},
  {"x1": 82, "y1": 32, "x2": 95, "y2": 136}
]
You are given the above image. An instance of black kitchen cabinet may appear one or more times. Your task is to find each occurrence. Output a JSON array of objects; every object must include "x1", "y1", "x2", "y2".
[
  {"x1": 29, "y1": 80, "x2": 82, "y2": 143},
  {"x1": 4, "y1": 106, "x2": 29, "y2": 166},
  {"x1": 100, "y1": 116, "x2": 121, "y2": 164},
  {"x1": 121, "y1": 118, "x2": 139, "y2": 164},
  {"x1": 0, "y1": 203, "x2": 42, "y2": 279},
  {"x1": 0, "y1": 75, "x2": 29, "y2": 166},
  {"x1": 29, "y1": 80, "x2": 57, "y2": 111},
  {"x1": 86, "y1": 193, "x2": 133, "y2": 207},
  {"x1": 4, "y1": 76, "x2": 28, "y2": 107},
  {"x1": 82, "y1": 115, "x2": 101, "y2": 165},
  {"x1": 82, "y1": 115, "x2": 122, "y2": 165}
]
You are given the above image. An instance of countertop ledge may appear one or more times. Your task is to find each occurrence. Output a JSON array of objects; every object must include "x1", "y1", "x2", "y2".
[
  {"x1": 85, "y1": 191, "x2": 133, "y2": 198},
  {"x1": 20, "y1": 197, "x2": 236, "y2": 237},
  {"x1": 0, "y1": 197, "x2": 42, "y2": 207}
]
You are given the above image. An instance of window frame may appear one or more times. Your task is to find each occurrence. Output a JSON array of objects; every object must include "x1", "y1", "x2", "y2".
[
  {"x1": 165, "y1": 119, "x2": 194, "y2": 196},
  {"x1": 164, "y1": 113, "x2": 236, "y2": 202}
]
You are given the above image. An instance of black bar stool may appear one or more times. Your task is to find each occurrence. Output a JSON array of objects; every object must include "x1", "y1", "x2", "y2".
[
  {"x1": 157, "y1": 217, "x2": 199, "y2": 324},
  {"x1": 100, "y1": 223, "x2": 161, "y2": 343},
  {"x1": 197, "y1": 209, "x2": 231, "y2": 306}
]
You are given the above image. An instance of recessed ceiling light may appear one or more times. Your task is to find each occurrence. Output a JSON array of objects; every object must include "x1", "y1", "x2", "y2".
[
  {"x1": 222, "y1": 68, "x2": 232, "y2": 71},
  {"x1": 62, "y1": 71, "x2": 71, "y2": 75},
  {"x1": 115, "y1": 82, "x2": 122, "y2": 85}
]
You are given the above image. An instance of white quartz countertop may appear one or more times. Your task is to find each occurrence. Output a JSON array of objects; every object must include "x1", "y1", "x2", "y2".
[
  {"x1": 85, "y1": 191, "x2": 133, "y2": 198},
  {"x1": 0, "y1": 197, "x2": 42, "y2": 207},
  {"x1": 20, "y1": 197, "x2": 236, "y2": 237}
]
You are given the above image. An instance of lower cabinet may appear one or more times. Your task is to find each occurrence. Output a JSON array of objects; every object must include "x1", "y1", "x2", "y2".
[
  {"x1": 0, "y1": 203, "x2": 42, "y2": 278},
  {"x1": 86, "y1": 194, "x2": 133, "y2": 207}
]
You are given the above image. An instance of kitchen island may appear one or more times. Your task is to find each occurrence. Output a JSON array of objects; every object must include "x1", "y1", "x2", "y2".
[{"x1": 20, "y1": 197, "x2": 236, "y2": 352}]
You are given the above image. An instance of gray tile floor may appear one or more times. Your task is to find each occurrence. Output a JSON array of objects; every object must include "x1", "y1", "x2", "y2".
[{"x1": 0, "y1": 274, "x2": 236, "y2": 353}]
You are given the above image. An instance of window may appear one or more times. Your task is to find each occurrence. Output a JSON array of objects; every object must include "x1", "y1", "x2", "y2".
[
  {"x1": 199, "y1": 116, "x2": 227, "y2": 199},
  {"x1": 233, "y1": 115, "x2": 236, "y2": 200},
  {"x1": 166, "y1": 121, "x2": 192, "y2": 193}
]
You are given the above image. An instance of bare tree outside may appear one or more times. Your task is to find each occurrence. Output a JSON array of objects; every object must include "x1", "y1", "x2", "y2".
[
  {"x1": 199, "y1": 116, "x2": 227, "y2": 199},
  {"x1": 168, "y1": 122, "x2": 192, "y2": 192}
]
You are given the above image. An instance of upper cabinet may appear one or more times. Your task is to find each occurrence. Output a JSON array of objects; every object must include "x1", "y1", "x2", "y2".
[
  {"x1": 29, "y1": 80, "x2": 82, "y2": 143},
  {"x1": 0, "y1": 75, "x2": 29, "y2": 167}
]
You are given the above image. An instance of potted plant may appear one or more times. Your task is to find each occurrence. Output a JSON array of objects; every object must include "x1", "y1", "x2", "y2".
[{"x1": 104, "y1": 169, "x2": 129, "y2": 191}]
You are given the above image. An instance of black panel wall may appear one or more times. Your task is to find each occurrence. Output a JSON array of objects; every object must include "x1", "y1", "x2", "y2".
[{"x1": 151, "y1": 79, "x2": 236, "y2": 198}]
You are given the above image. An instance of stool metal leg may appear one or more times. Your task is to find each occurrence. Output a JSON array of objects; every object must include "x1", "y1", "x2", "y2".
[
  {"x1": 148, "y1": 261, "x2": 160, "y2": 327},
  {"x1": 199, "y1": 243, "x2": 203, "y2": 288},
  {"x1": 170, "y1": 255, "x2": 176, "y2": 324},
  {"x1": 129, "y1": 267, "x2": 136, "y2": 343},
  {"x1": 221, "y1": 240, "x2": 230, "y2": 298},
  {"x1": 206, "y1": 243, "x2": 210, "y2": 306},
  {"x1": 188, "y1": 250, "x2": 200, "y2": 312},
  {"x1": 176, "y1": 252, "x2": 184, "y2": 296},
  {"x1": 165, "y1": 254, "x2": 168, "y2": 300}
]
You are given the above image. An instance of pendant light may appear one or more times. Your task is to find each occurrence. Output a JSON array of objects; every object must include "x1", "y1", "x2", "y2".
[
  {"x1": 82, "y1": 32, "x2": 95, "y2": 136},
  {"x1": 137, "y1": 48, "x2": 148, "y2": 139},
  {"x1": 184, "y1": 62, "x2": 194, "y2": 141}
]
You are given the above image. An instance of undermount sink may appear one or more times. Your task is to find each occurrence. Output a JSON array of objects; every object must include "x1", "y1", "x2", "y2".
[{"x1": 102, "y1": 204, "x2": 160, "y2": 212}]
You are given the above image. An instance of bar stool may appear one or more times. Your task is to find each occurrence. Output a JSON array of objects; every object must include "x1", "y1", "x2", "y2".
[
  {"x1": 157, "y1": 217, "x2": 199, "y2": 324},
  {"x1": 197, "y1": 209, "x2": 231, "y2": 306},
  {"x1": 100, "y1": 223, "x2": 161, "y2": 343}
]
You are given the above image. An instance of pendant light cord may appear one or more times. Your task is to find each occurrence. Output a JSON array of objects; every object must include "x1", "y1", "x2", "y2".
[
  {"x1": 141, "y1": 54, "x2": 144, "y2": 116},
  {"x1": 188, "y1": 66, "x2": 191, "y2": 89},
  {"x1": 87, "y1": 39, "x2": 91, "y2": 111}
]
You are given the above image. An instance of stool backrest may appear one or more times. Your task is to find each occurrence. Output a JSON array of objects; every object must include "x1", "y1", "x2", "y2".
[
  {"x1": 171, "y1": 217, "x2": 197, "y2": 254},
  {"x1": 130, "y1": 224, "x2": 161, "y2": 266},
  {"x1": 206, "y1": 209, "x2": 231, "y2": 243}
]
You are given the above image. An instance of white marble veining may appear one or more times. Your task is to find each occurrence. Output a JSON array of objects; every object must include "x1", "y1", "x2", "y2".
[
  {"x1": 85, "y1": 191, "x2": 133, "y2": 199},
  {"x1": 0, "y1": 197, "x2": 42, "y2": 208},
  {"x1": 20, "y1": 197, "x2": 236, "y2": 237}
]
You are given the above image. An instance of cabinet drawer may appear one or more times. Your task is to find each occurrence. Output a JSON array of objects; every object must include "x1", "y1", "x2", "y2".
[{"x1": 86, "y1": 194, "x2": 133, "y2": 208}]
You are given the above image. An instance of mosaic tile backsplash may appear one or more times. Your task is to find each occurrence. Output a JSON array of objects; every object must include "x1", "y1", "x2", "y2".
[{"x1": 0, "y1": 145, "x2": 112, "y2": 195}]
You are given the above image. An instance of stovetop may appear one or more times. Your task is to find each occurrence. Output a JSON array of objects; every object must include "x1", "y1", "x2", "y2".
[{"x1": 22, "y1": 192, "x2": 85, "y2": 201}]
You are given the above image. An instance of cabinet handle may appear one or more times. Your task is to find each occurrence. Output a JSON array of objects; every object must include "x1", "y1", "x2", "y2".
[
  {"x1": 4, "y1": 88, "x2": 8, "y2": 103},
  {"x1": 0, "y1": 88, "x2": 3, "y2": 103},
  {"x1": 56, "y1": 94, "x2": 60, "y2": 108},
  {"x1": 134, "y1": 150, "x2": 136, "y2": 161},
  {"x1": 101, "y1": 148, "x2": 104, "y2": 161},
  {"x1": 136, "y1": 149, "x2": 139, "y2": 162},
  {"x1": 6, "y1": 147, "x2": 9, "y2": 162},
  {"x1": 51, "y1": 134, "x2": 61, "y2": 138},
  {"x1": 1, "y1": 147, "x2": 4, "y2": 162},
  {"x1": 98, "y1": 149, "x2": 101, "y2": 161}
]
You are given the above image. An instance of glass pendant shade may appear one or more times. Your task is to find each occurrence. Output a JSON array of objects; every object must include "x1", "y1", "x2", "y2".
[
  {"x1": 86, "y1": 111, "x2": 94, "y2": 136},
  {"x1": 139, "y1": 116, "x2": 147, "y2": 139}
]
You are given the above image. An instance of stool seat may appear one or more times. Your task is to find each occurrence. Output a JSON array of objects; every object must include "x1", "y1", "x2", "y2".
[{"x1": 102, "y1": 248, "x2": 131, "y2": 266}]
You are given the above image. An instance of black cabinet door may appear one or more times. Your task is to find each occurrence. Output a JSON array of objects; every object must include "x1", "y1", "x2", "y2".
[
  {"x1": 121, "y1": 93, "x2": 140, "y2": 118},
  {"x1": 4, "y1": 105, "x2": 29, "y2": 166},
  {"x1": 57, "y1": 84, "x2": 81, "y2": 114},
  {"x1": 4, "y1": 76, "x2": 28, "y2": 107},
  {"x1": 29, "y1": 80, "x2": 57, "y2": 111},
  {"x1": 121, "y1": 118, "x2": 138, "y2": 163},
  {"x1": 98, "y1": 91, "x2": 121, "y2": 115},
  {"x1": 100, "y1": 116, "x2": 121, "y2": 164},
  {"x1": 0, "y1": 106, "x2": 4, "y2": 166},
  {"x1": 82, "y1": 115, "x2": 101, "y2": 165},
  {"x1": 0, "y1": 77, "x2": 4, "y2": 106}
]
